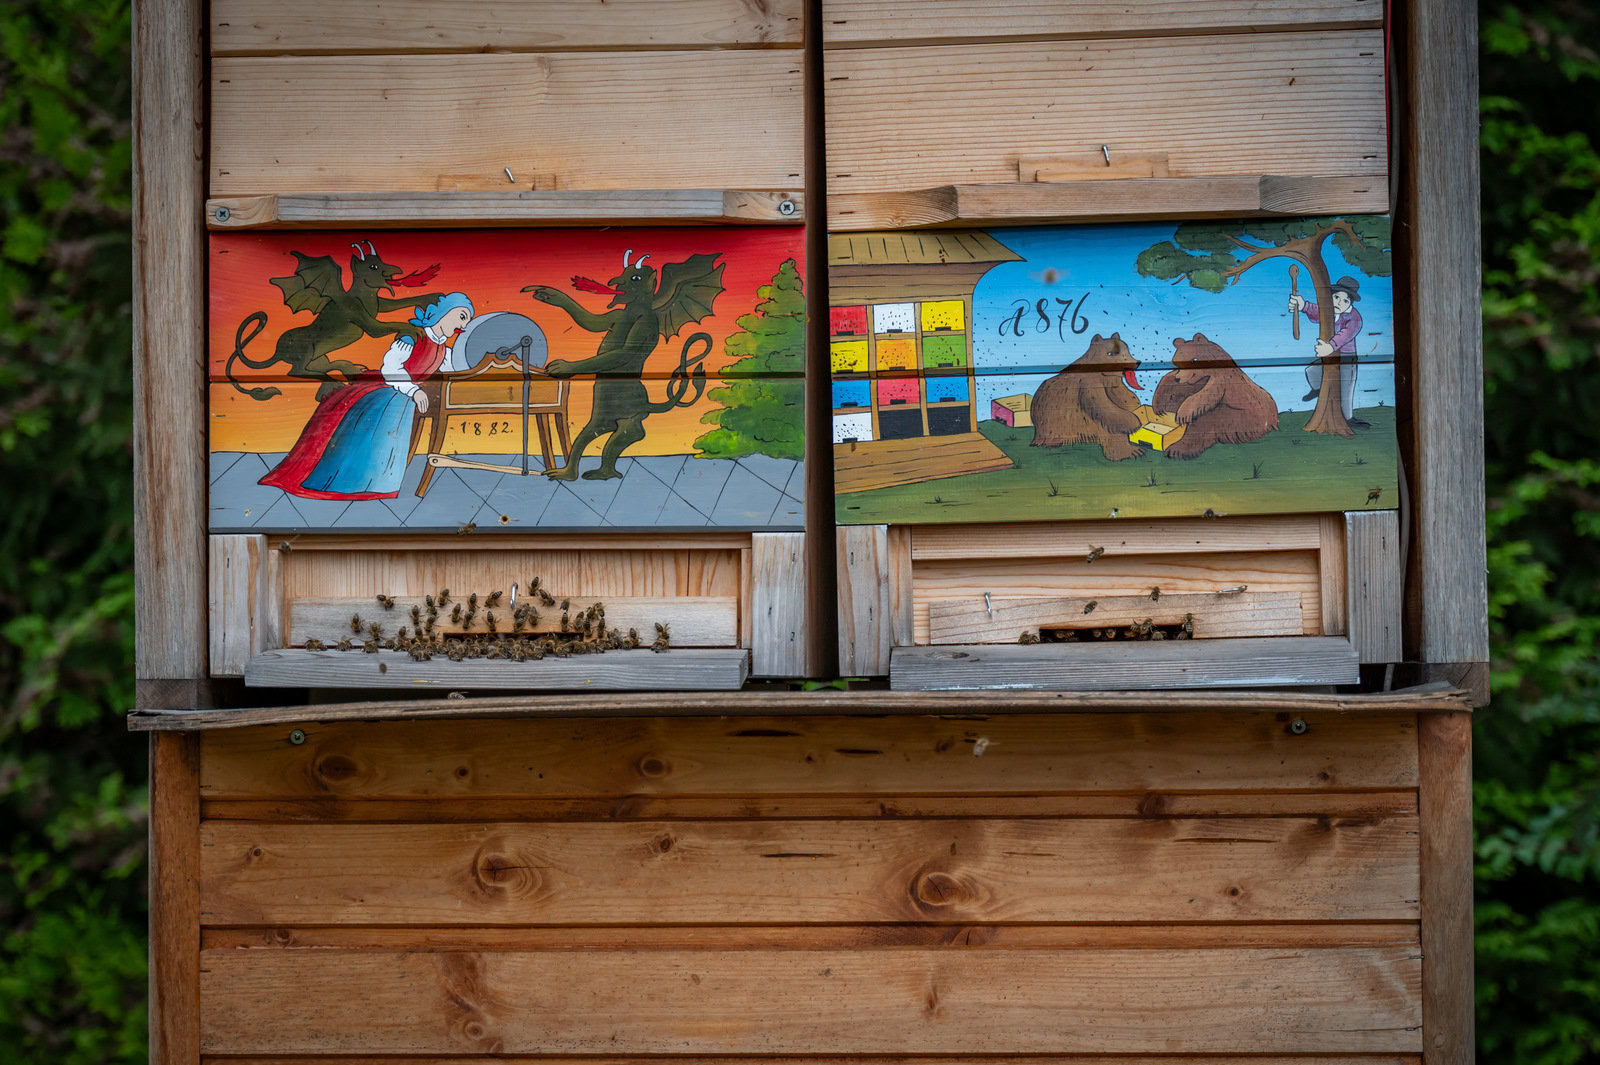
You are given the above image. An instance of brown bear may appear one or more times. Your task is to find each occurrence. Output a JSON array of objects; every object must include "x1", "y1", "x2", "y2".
[
  {"x1": 1029, "y1": 332, "x2": 1144, "y2": 461},
  {"x1": 1150, "y1": 333, "x2": 1279, "y2": 459}
]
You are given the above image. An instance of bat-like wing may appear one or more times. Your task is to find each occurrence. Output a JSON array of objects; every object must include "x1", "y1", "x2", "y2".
[
  {"x1": 269, "y1": 251, "x2": 342, "y2": 316},
  {"x1": 652, "y1": 252, "x2": 725, "y2": 339}
]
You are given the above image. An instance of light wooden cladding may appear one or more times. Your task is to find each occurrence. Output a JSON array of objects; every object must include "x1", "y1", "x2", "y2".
[{"x1": 206, "y1": 190, "x2": 804, "y2": 229}]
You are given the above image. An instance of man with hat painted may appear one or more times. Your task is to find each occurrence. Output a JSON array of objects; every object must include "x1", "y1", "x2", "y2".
[{"x1": 1289, "y1": 276, "x2": 1368, "y2": 429}]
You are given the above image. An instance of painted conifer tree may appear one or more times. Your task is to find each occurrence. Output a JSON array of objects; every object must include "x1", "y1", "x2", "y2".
[
  {"x1": 694, "y1": 257, "x2": 805, "y2": 460},
  {"x1": 1134, "y1": 217, "x2": 1392, "y2": 437}
]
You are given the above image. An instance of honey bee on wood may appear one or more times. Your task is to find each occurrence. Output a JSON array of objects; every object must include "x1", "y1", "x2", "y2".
[
  {"x1": 539, "y1": 589, "x2": 555, "y2": 607},
  {"x1": 485, "y1": 611, "x2": 497, "y2": 633},
  {"x1": 1085, "y1": 545, "x2": 1104, "y2": 564},
  {"x1": 451, "y1": 604, "x2": 463, "y2": 624},
  {"x1": 336, "y1": 636, "x2": 353, "y2": 652},
  {"x1": 486, "y1": 591, "x2": 503, "y2": 607},
  {"x1": 438, "y1": 588, "x2": 452, "y2": 608},
  {"x1": 468, "y1": 592, "x2": 479, "y2": 613},
  {"x1": 1367, "y1": 487, "x2": 1383, "y2": 504},
  {"x1": 350, "y1": 613, "x2": 363, "y2": 634},
  {"x1": 1178, "y1": 613, "x2": 1195, "y2": 639},
  {"x1": 1083, "y1": 600, "x2": 1097, "y2": 614},
  {"x1": 651, "y1": 621, "x2": 672, "y2": 653},
  {"x1": 1150, "y1": 586, "x2": 1161, "y2": 601},
  {"x1": 276, "y1": 540, "x2": 293, "y2": 554},
  {"x1": 560, "y1": 609, "x2": 570, "y2": 632},
  {"x1": 410, "y1": 605, "x2": 423, "y2": 628},
  {"x1": 625, "y1": 627, "x2": 641, "y2": 649},
  {"x1": 1018, "y1": 631, "x2": 1039, "y2": 644},
  {"x1": 379, "y1": 662, "x2": 388, "y2": 673},
  {"x1": 376, "y1": 594, "x2": 395, "y2": 610},
  {"x1": 423, "y1": 614, "x2": 436, "y2": 634},
  {"x1": 367, "y1": 621, "x2": 383, "y2": 640},
  {"x1": 529, "y1": 576, "x2": 542, "y2": 594},
  {"x1": 362, "y1": 639, "x2": 379, "y2": 654},
  {"x1": 462, "y1": 610, "x2": 476, "y2": 631},
  {"x1": 551, "y1": 640, "x2": 572, "y2": 657},
  {"x1": 303, "y1": 638, "x2": 326, "y2": 651},
  {"x1": 559, "y1": 598, "x2": 570, "y2": 611},
  {"x1": 457, "y1": 522, "x2": 477, "y2": 535}
]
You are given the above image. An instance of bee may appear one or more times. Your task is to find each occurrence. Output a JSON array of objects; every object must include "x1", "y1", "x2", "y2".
[
  {"x1": 376, "y1": 594, "x2": 395, "y2": 610},
  {"x1": 362, "y1": 639, "x2": 379, "y2": 653},
  {"x1": 468, "y1": 592, "x2": 479, "y2": 612},
  {"x1": 559, "y1": 598, "x2": 570, "y2": 611},
  {"x1": 1367, "y1": 487, "x2": 1383, "y2": 504},
  {"x1": 1150, "y1": 586, "x2": 1161, "y2": 601},
  {"x1": 625, "y1": 627, "x2": 641, "y2": 649},
  {"x1": 277, "y1": 540, "x2": 293, "y2": 555},
  {"x1": 560, "y1": 610, "x2": 570, "y2": 632},
  {"x1": 457, "y1": 522, "x2": 477, "y2": 535},
  {"x1": 1083, "y1": 600, "x2": 1098, "y2": 615},
  {"x1": 303, "y1": 637, "x2": 326, "y2": 651},
  {"x1": 486, "y1": 611, "x2": 497, "y2": 633},
  {"x1": 1085, "y1": 545, "x2": 1104, "y2": 564},
  {"x1": 396, "y1": 626, "x2": 408, "y2": 641},
  {"x1": 411, "y1": 605, "x2": 423, "y2": 628},
  {"x1": 551, "y1": 640, "x2": 572, "y2": 657},
  {"x1": 651, "y1": 621, "x2": 672, "y2": 653},
  {"x1": 539, "y1": 589, "x2": 556, "y2": 607},
  {"x1": 462, "y1": 609, "x2": 476, "y2": 631},
  {"x1": 1178, "y1": 613, "x2": 1195, "y2": 639},
  {"x1": 1203, "y1": 508, "x2": 1217, "y2": 518},
  {"x1": 409, "y1": 645, "x2": 432, "y2": 661},
  {"x1": 451, "y1": 603, "x2": 463, "y2": 624},
  {"x1": 378, "y1": 662, "x2": 388, "y2": 673},
  {"x1": 511, "y1": 611, "x2": 526, "y2": 634},
  {"x1": 1018, "y1": 631, "x2": 1039, "y2": 645},
  {"x1": 367, "y1": 621, "x2": 383, "y2": 640},
  {"x1": 424, "y1": 614, "x2": 436, "y2": 634},
  {"x1": 529, "y1": 576, "x2": 542, "y2": 593},
  {"x1": 446, "y1": 691, "x2": 468, "y2": 700},
  {"x1": 350, "y1": 613, "x2": 363, "y2": 634},
  {"x1": 438, "y1": 588, "x2": 452, "y2": 608},
  {"x1": 1150, "y1": 629, "x2": 1167, "y2": 640},
  {"x1": 486, "y1": 590, "x2": 503, "y2": 607},
  {"x1": 336, "y1": 636, "x2": 353, "y2": 652}
]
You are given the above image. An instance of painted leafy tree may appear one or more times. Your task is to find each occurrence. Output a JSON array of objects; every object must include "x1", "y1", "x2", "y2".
[
  {"x1": 694, "y1": 257, "x2": 804, "y2": 460},
  {"x1": 1134, "y1": 217, "x2": 1392, "y2": 437}
]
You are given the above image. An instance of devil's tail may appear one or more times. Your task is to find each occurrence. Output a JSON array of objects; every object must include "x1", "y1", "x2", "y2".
[
  {"x1": 224, "y1": 312, "x2": 284, "y2": 400},
  {"x1": 647, "y1": 332, "x2": 711, "y2": 413}
]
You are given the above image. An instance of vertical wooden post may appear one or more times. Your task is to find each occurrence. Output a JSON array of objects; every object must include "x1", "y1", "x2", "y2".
[
  {"x1": 133, "y1": 0, "x2": 208, "y2": 706},
  {"x1": 1346, "y1": 511, "x2": 1403, "y2": 663},
  {"x1": 1401, "y1": 0, "x2": 1489, "y2": 675},
  {"x1": 837, "y1": 525, "x2": 891, "y2": 675},
  {"x1": 208, "y1": 534, "x2": 284, "y2": 677},
  {"x1": 149, "y1": 732, "x2": 201, "y2": 1065},
  {"x1": 752, "y1": 531, "x2": 808, "y2": 677},
  {"x1": 1418, "y1": 711, "x2": 1474, "y2": 1065}
]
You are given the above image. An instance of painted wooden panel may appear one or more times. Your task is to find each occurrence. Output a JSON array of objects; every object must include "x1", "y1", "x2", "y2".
[
  {"x1": 830, "y1": 219, "x2": 1397, "y2": 523},
  {"x1": 209, "y1": 228, "x2": 804, "y2": 532}
]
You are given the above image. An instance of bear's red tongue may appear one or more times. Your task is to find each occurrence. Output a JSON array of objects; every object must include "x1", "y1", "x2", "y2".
[{"x1": 1123, "y1": 369, "x2": 1140, "y2": 390}]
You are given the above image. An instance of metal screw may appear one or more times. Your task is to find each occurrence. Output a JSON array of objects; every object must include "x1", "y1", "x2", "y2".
[
  {"x1": 1288, "y1": 718, "x2": 1308, "y2": 735},
  {"x1": 288, "y1": 728, "x2": 306, "y2": 745},
  {"x1": 777, "y1": 199, "x2": 797, "y2": 217},
  {"x1": 213, "y1": 205, "x2": 230, "y2": 222}
]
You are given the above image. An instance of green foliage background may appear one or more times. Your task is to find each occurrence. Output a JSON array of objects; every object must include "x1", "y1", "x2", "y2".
[
  {"x1": 0, "y1": 2, "x2": 1596, "y2": 1061},
  {"x1": 694, "y1": 257, "x2": 806, "y2": 460}
]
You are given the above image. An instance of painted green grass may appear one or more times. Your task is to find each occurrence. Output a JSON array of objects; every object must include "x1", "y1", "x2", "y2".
[{"x1": 836, "y1": 407, "x2": 1400, "y2": 524}]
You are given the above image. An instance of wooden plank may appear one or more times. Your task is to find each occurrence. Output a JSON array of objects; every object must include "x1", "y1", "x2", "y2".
[
  {"x1": 1320, "y1": 513, "x2": 1349, "y2": 637},
  {"x1": 274, "y1": 532, "x2": 752, "y2": 551},
  {"x1": 212, "y1": 0, "x2": 803, "y2": 54},
  {"x1": 200, "y1": 815, "x2": 1420, "y2": 925},
  {"x1": 208, "y1": 535, "x2": 281, "y2": 677},
  {"x1": 836, "y1": 525, "x2": 891, "y2": 674},
  {"x1": 912, "y1": 516, "x2": 1322, "y2": 560},
  {"x1": 823, "y1": 0, "x2": 1383, "y2": 45},
  {"x1": 912, "y1": 550, "x2": 1323, "y2": 643},
  {"x1": 834, "y1": 433, "x2": 1013, "y2": 494},
  {"x1": 150, "y1": 732, "x2": 201, "y2": 1065},
  {"x1": 207, "y1": 1057, "x2": 1420, "y2": 1065},
  {"x1": 198, "y1": 946, "x2": 1422, "y2": 1054},
  {"x1": 829, "y1": 175, "x2": 1389, "y2": 230},
  {"x1": 211, "y1": 52, "x2": 804, "y2": 195},
  {"x1": 751, "y1": 531, "x2": 807, "y2": 676},
  {"x1": 893, "y1": 636, "x2": 1360, "y2": 691},
  {"x1": 194, "y1": 711, "x2": 1421, "y2": 795},
  {"x1": 1404, "y1": 0, "x2": 1488, "y2": 665},
  {"x1": 1419, "y1": 711, "x2": 1474, "y2": 1065},
  {"x1": 207, "y1": 190, "x2": 804, "y2": 228},
  {"x1": 1347, "y1": 510, "x2": 1403, "y2": 663},
  {"x1": 824, "y1": 33, "x2": 1386, "y2": 195},
  {"x1": 927, "y1": 591, "x2": 1308, "y2": 644},
  {"x1": 202, "y1": 789, "x2": 1422, "y2": 823},
  {"x1": 133, "y1": 0, "x2": 207, "y2": 687},
  {"x1": 288, "y1": 595, "x2": 737, "y2": 647},
  {"x1": 242, "y1": 647, "x2": 749, "y2": 690},
  {"x1": 887, "y1": 525, "x2": 915, "y2": 647}
]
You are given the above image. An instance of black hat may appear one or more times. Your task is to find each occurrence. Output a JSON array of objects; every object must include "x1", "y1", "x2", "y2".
[{"x1": 1331, "y1": 276, "x2": 1362, "y2": 301}]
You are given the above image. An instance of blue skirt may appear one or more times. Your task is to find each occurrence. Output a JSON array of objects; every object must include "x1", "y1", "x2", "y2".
[{"x1": 301, "y1": 387, "x2": 416, "y2": 498}]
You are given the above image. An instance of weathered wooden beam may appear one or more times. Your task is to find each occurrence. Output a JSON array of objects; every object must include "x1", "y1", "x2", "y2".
[
  {"x1": 1347, "y1": 511, "x2": 1404, "y2": 663},
  {"x1": 288, "y1": 596, "x2": 737, "y2": 648},
  {"x1": 926, "y1": 591, "x2": 1307, "y2": 645},
  {"x1": 133, "y1": 0, "x2": 207, "y2": 692},
  {"x1": 242, "y1": 648, "x2": 751, "y2": 690},
  {"x1": 910, "y1": 516, "x2": 1324, "y2": 560},
  {"x1": 1419, "y1": 711, "x2": 1474, "y2": 1065},
  {"x1": 149, "y1": 732, "x2": 200, "y2": 1065},
  {"x1": 836, "y1": 525, "x2": 891, "y2": 675},
  {"x1": 208, "y1": 535, "x2": 283, "y2": 678},
  {"x1": 751, "y1": 532, "x2": 807, "y2": 677},
  {"x1": 892, "y1": 637, "x2": 1360, "y2": 691},
  {"x1": 206, "y1": 190, "x2": 804, "y2": 228}
]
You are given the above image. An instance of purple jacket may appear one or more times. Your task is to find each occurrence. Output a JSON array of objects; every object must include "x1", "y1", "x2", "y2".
[{"x1": 1302, "y1": 302, "x2": 1362, "y2": 355}]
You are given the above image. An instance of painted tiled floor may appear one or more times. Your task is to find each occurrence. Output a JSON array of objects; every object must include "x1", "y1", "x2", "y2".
[{"x1": 210, "y1": 452, "x2": 804, "y2": 532}]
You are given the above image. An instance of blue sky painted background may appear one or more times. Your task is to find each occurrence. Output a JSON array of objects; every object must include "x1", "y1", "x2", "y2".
[{"x1": 966, "y1": 223, "x2": 1395, "y2": 418}]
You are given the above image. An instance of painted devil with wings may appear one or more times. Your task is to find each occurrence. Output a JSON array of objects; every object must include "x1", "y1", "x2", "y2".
[
  {"x1": 522, "y1": 249, "x2": 723, "y2": 480},
  {"x1": 225, "y1": 240, "x2": 442, "y2": 401}
]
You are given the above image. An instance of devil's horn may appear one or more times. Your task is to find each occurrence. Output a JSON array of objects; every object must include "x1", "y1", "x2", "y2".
[
  {"x1": 623, "y1": 248, "x2": 633, "y2": 268},
  {"x1": 633, "y1": 253, "x2": 651, "y2": 267},
  {"x1": 364, "y1": 240, "x2": 376, "y2": 258},
  {"x1": 350, "y1": 243, "x2": 365, "y2": 260}
]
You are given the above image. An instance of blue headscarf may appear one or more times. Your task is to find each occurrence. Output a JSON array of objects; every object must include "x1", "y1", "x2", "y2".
[{"x1": 410, "y1": 292, "x2": 475, "y2": 329}]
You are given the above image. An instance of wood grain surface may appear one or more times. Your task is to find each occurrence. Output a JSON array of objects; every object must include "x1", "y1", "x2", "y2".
[
  {"x1": 242, "y1": 647, "x2": 751, "y2": 691},
  {"x1": 207, "y1": 190, "x2": 804, "y2": 228}
]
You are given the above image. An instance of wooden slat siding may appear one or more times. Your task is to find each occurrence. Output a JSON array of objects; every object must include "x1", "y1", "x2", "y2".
[
  {"x1": 1348, "y1": 510, "x2": 1404, "y2": 663},
  {"x1": 837, "y1": 525, "x2": 891, "y2": 674},
  {"x1": 911, "y1": 516, "x2": 1322, "y2": 559},
  {"x1": 203, "y1": 1058, "x2": 1422, "y2": 1065},
  {"x1": 133, "y1": 0, "x2": 207, "y2": 692},
  {"x1": 751, "y1": 531, "x2": 808, "y2": 676},
  {"x1": 210, "y1": 52, "x2": 804, "y2": 195},
  {"x1": 150, "y1": 732, "x2": 201, "y2": 1065},
  {"x1": 828, "y1": 175, "x2": 1391, "y2": 231},
  {"x1": 243, "y1": 647, "x2": 751, "y2": 690},
  {"x1": 887, "y1": 525, "x2": 915, "y2": 647},
  {"x1": 824, "y1": 33, "x2": 1386, "y2": 196},
  {"x1": 927, "y1": 590, "x2": 1309, "y2": 644},
  {"x1": 1403, "y1": 0, "x2": 1489, "y2": 669},
  {"x1": 198, "y1": 945, "x2": 1422, "y2": 1054},
  {"x1": 893, "y1": 637, "x2": 1360, "y2": 692},
  {"x1": 201, "y1": 790, "x2": 1422, "y2": 823},
  {"x1": 207, "y1": 190, "x2": 805, "y2": 228},
  {"x1": 201, "y1": 815, "x2": 1420, "y2": 925},
  {"x1": 823, "y1": 0, "x2": 1383, "y2": 45},
  {"x1": 1419, "y1": 711, "x2": 1474, "y2": 1065},
  {"x1": 208, "y1": 535, "x2": 282, "y2": 676},
  {"x1": 212, "y1": 0, "x2": 803, "y2": 54},
  {"x1": 912, "y1": 549, "x2": 1323, "y2": 643},
  {"x1": 1320, "y1": 513, "x2": 1350, "y2": 636},
  {"x1": 289, "y1": 595, "x2": 738, "y2": 647},
  {"x1": 196, "y1": 713, "x2": 1420, "y2": 797}
]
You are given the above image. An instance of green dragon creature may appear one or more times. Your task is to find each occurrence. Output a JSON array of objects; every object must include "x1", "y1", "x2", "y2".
[
  {"x1": 225, "y1": 240, "x2": 443, "y2": 402},
  {"x1": 523, "y1": 249, "x2": 723, "y2": 481}
]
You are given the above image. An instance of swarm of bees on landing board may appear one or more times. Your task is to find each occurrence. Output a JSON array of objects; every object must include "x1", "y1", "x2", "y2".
[{"x1": 313, "y1": 585, "x2": 671, "y2": 663}]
